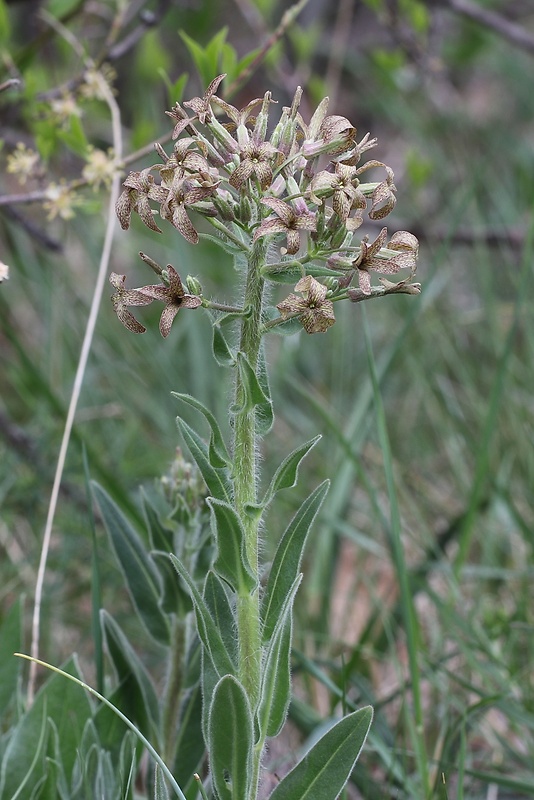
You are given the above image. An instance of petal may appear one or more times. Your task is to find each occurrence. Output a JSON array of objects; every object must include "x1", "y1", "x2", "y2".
[
  {"x1": 173, "y1": 206, "x2": 199, "y2": 244},
  {"x1": 115, "y1": 305, "x2": 147, "y2": 334},
  {"x1": 229, "y1": 159, "x2": 254, "y2": 189},
  {"x1": 159, "y1": 304, "x2": 180, "y2": 338},
  {"x1": 285, "y1": 229, "x2": 301, "y2": 255},
  {"x1": 261, "y1": 197, "x2": 294, "y2": 226},
  {"x1": 253, "y1": 217, "x2": 289, "y2": 242},
  {"x1": 115, "y1": 191, "x2": 133, "y2": 229},
  {"x1": 358, "y1": 269, "x2": 372, "y2": 295}
]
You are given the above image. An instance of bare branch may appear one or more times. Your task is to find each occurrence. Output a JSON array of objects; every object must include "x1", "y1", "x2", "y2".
[{"x1": 444, "y1": 0, "x2": 534, "y2": 56}]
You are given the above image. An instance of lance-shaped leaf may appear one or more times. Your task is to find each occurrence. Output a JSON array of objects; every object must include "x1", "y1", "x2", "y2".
[
  {"x1": 172, "y1": 684, "x2": 205, "y2": 791},
  {"x1": 268, "y1": 706, "x2": 373, "y2": 800},
  {"x1": 212, "y1": 324, "x2": 236, "y2": 367},
  {"x1": 255, "y1": 347, "x2": 274, "y2": 436},
  {"x1": 232, "y1": 351, "x2": 271, "y2": 416},
  {"x1": 0, "y1": 597, "x2": 22, "y2": 718},
  {"x1": 169, "y1": 557, "x2": 235, "y2": 678},
  {"x1": 92, "y1": 483, "x2": 170, "y2": 646},
  {"x1": 176, "y1": 418, "x2": 232, "y2": 503},
  {"x1": 257, "y1": 574, "x2": 301, "y2": 740},
  {"x1": 260, "y1": 435, "x2": 322, "y2": 510},
  {"x1": 208, "y1": 675, "x2": 254, "y2": 800},
  {"x1": 208, "y1": 498, "x2": 257, "y2": 593},
  {"x1": 154, "y1": 764, "x2": 171, "y2": 800},
  {"x1": 172, "y1": 392, "x2": 230, "y2": 468},
  {"x1": 203, "y1": 571, "x2": 238, "y2": 664},
  {"x1": 100, "y1": 610, "x2": 160, "y2": 740},
  {"x1": 262, "y1": 480, "x2": 329, "y2": 642}
]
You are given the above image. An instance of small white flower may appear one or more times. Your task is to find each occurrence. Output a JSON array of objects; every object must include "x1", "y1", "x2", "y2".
[{"x1": 0, "y1": 261, "x2": 10, "y2": 282}]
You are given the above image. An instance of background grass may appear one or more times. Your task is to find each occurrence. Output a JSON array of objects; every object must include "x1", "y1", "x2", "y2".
[{"x1": 1, "y1": 1, "x2": 534, "y2": 797}]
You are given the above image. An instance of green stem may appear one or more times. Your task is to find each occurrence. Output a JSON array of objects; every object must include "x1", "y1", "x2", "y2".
[{"x1": 232, "y1": 238, "x2": 268, "y2": 799}]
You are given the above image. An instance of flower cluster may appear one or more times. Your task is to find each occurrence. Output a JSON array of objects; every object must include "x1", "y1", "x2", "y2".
[{"x1": 114, "y1": 75, "x2": 420, "y2": 336}]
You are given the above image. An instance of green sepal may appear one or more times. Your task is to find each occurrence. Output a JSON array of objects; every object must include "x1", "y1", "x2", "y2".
[
  {"x1": 267, "y1": 706, "x2": 373, "y2": 800},
  {"x1": 257, "y1": 575, "x2": 301, "y2": 740},
  {"x1": 176, "y1": 418, "x2": 232, "y2": 503},
  {"x1": 262, "y1": 480, "x2": 329, "y2": 642},
  {"x1": 172, "y1": 392, "x2": 230, "y2": 468},
  {"x1": 208, "y1": 498, "x2": 257, "y2": 593},
  {"x1": 208, "y1": 675, "x2": 254, "y2": 800},
  {"x1": 100, "y1": 610, "x2": 161, "y2": 741},
  {"x1": 169, "y1": 557, "x2": 235, "y2": 679},
  {"x1": 261, "y1": 435, "x2": 322, "y2": 509},
  {"x1": 212, "y1": 324, "x2": 236, "y2": 367},
  {"x1": 92, "y1": 483, "x2": 170, "y2": 646}
]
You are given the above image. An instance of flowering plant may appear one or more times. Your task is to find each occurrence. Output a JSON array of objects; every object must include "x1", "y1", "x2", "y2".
[{"x1": 105, "y1": 75, "x2": 420, "y2": 800}]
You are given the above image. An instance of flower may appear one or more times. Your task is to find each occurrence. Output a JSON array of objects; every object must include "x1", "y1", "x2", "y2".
[
  {"x1": 159, "y1": 179, "x2": 217, "y2": 244},
  {"x1": 43, "y1": 182, "x2": 81, "y2": 220},
  {"x1": 183, "y1": 74, "x2": 226, "y2": 124},
  {"x1": 310, "y1": 162, "x2": 367, "y2": 222},
  {"x1": 277, "y1": 275, "x2": 335, "y2": 334},
  {"x1": 83, "y1": 146, "x2": 119, "y2": 189},
  {"x1": 109, "y1": 272, "x2": 154, "y2": 334},
  {"x1": 253, "y1": 197, "x2": 316, "y2": 255},
  {"x1": 350, "y1": 228, "x2": 419, "y2": 295},
  {"x1": 6, "y1": 143, "x2": 41, "y2": 185},
  {"x1": 115, "y1": 168, "x2": 165, "y2": 232},
  {"x1": 229, "y1": 140, "x2": 279, "y2": 191},
  {"x1": 0, "y1": 261, "x2": 9, "y2": 282},
  {"x1": 136, "y1": 265, "x2": 202, "y2": 338}
]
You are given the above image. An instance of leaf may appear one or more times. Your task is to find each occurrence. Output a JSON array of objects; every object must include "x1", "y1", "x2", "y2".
[
  {"x1": 169, "y1": 557, "x2": 235, "y2": 679},
  {"x1": 176, "y1": 418, "x2": 232, "y2": 502},
  {"x1": 261, "y1": 435, "x2": 322, "y2": 509},
  {"x1": 0, "y1": 657, "x2": 93, "y2": 799},
  {"x1": 100, "y1": 610, "x2": 160, "y2": 739},
  {"x1": 257, "y1": 575, "x2": 301, "y2": 740},
  {"x1": 262, "y1": 481, "x2": 330, "y2": 642},
  {"x1": 154, "y1": 764, "x2": 171, "y2": 800},
  {"x1": 203, "y1": 571, "x2": 238, "y2": 663},
  {"x1": 267, "y1": 706, "x2": 373, "y2": 800},
  {"x1": 0, "y1": 596, "x2": 23, "y2": 717},
  {"x1": 232, "y1": 352, "x2": 270, "y2": 416},
  {"x1": 0, "y1": 696, "x2": 48, "y2": 800},
  {"x1": 173, "y1": 393, "x2": 230, "y2": 468},
  {"x1": 171, "y1": 685, "x2": 206, "y2": 791},
  {"x1": 212, "y1": 324, "x2": 236, "y2": 368},
  {"x1": 208, "y1": 675, "x2": 253, "y2": 800},
  {"x1": 92, "y1": 483, "x2": 170, "y2": 646},
  {"x1": 255, "y1": 347, "x2": 274, "y2": 436},
  {"x1": 141, "y1": 492, "x2": 192, "y2": 616},
  {"x1": 208, "y1": 498, "x2": 257, "y2": 593}
]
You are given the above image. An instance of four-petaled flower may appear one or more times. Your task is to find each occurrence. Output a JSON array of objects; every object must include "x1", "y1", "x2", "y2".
[
  {"x1": 253, "y1": 197, "x2": 316, "y2": 255},
  {"x1": 160, "y1": 179, "x2": 217, "y2": 244},
  {"x1": 136, "y1": 264, "x2": 202, "y2": 338},
  {"x1": 277, "y1": 275, "x2": 335, "y2": 334},
  {"x1": 109, "y1": 272, "x2": 154, "y2": 334},
  {"x1": 350, "y1": 227, "x2": 419, "y2": 295},
  {"x1": 115, "y1": 168, "x2": 165, "y2": 233},
  {"x1": 310, "y1": 162, "x2": 366, "y2": 222},
  {"x1": 230, "y1": 141, "x2": 279, "y2": 191}
]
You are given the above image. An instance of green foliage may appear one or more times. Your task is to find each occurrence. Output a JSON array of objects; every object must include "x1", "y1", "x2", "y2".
[{"x1": 208, "y1": 676, "x2": 254, "y2": 800}]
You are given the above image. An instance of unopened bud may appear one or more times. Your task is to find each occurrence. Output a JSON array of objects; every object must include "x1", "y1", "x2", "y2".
[{"x1": 186, "y1": 275, "x2": 202, "y2": 295}]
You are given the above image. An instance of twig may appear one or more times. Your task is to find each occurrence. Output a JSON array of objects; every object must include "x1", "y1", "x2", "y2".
[
  {"x1": 224, "y1": 0, "x2": 311, "y2": 99},
  {"x1": 0, "y1": 205, "x2": 63, "y2": 251},
  {"x1": 443, "y1": 0, "x2": 534, "y2": 57},
  {"x1": 325, "y1": 0, "x2": 355, "y2": 108},
  {"x1": 28, "y1": 63, "x2": 123, "y2": 705},
  {"x1": 0, "y1": 78, "x2": 22, "y2": 93}
]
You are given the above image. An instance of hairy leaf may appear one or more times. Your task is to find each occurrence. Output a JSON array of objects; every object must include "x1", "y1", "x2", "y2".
[
  {"x1": 257, "y1": 575, "x2": 301, "y2": 740},
  {"x1": 208, "y1": 675, "x2": 253, "y2": 800},
  {"x1": 176, "y1": 418, "x2": 232, "y2": 503},
  {"x1": 92, "y1": 482, "x2": 170, "y2": 646},
  {"x1": 261, "y1": 435, "x2": 322, "y2": 509},
  {"x1": 262, "y1": 481, "x2": 329, "y2": 641},
  {"x1": 208, "y1": 498, "x2": 257, "y2": 593},
  {"x1": 268, "y1": 706, "x2": 373, "y2": 800},
  {"x1": 169, "y1": 557, "x2": 235, "y2": 678},
  {"x1": 173, "y1": 392, "x2": 230, "y2": 468}
]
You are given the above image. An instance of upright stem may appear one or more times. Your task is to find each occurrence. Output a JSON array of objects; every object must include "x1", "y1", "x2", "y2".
[{"x1": 232, "y1": 239, "x2": 267, "y2": 791}]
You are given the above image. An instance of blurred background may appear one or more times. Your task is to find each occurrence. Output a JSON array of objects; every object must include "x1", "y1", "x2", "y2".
[{"x1": 1, "y1": 0, "x2": 533, "y2": 797}]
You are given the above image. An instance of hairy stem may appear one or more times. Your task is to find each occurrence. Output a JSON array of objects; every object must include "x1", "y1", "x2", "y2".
[{"x1": 232, "y1": 238, "x2": 268, "y2": 797}]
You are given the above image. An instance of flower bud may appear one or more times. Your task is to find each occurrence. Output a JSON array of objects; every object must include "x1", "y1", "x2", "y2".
[{"x1": 186, "y1": 275, "x2": 202, "y2": 296}]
